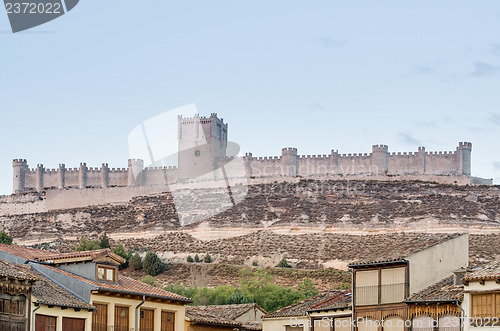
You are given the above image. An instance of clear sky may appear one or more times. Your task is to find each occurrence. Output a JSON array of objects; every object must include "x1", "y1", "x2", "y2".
[{"x1": 1, "y1": 1, "x2": 499, "y2": 195}]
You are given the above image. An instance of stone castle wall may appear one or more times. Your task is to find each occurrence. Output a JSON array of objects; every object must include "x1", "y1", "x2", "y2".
[
  {"x1": 244, "y1": 142, "x2": 473, "y2": 178},
  {"x1": 12, "y1": 142, "x2": 475, "y2": 194}
]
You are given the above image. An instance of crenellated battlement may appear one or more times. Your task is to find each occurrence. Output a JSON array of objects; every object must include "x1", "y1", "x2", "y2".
[{"x1": 11, "y1": 113, "x2": 479, "y2": 194}]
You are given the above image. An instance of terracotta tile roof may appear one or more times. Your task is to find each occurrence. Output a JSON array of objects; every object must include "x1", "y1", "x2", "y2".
[
  {"x1": 242, "y1": 321, "x2": 262, "y2": 330},
  {"x1": 463, "y1": 260, "x2": 500, "y2": 282},
  {"x1": 264, "y1": 291, "x2": 341, "y2": 319},
  {"x1": 187, "y1": 303, "x2": 266, "y2": 321},
  {"x1": 307, "y1": 289, "x2": 352, "y2": 312},
  {"x1": 186, "y1": 306, "x2": 242, "y2": 328},
  {"x1": 42, "y1": 264, "x2": 191, "y2": 303},
  {"x1": 0, "y1": 259, "x2": 38, "y2": 281},
  {"x1": 37, "y1": 249, "x2": 126, "y2": 264},
  {"x1": 0, "y1": 244, "x2": 58, "y2": 261},
  {"x1": 0, "y1": 259, "x2": 94, "y2": 310},
  {"x1": 348, "y1": 233, "x2": 464, "y2": 267},
  {"x1": 31, "y1": 270, "x2": 95, "y2": 310},
  {"x1": 405, "y1": 276, "x2": 463, "y2": 303}
]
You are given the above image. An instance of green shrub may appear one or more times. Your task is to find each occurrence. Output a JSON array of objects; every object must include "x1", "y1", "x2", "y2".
[
  {"x1": 141, "y1": 275, "x2": 156, "y2": 286},
  {"x1": 194, "y1": 254, "x2": 200, "y2": 263},
  {"x1": 186, "y1": 255, "x2": 194, "y2": 263},
  {"x1": 142, "y1": 251, "x2": 163, "y2": 276},
  {"x1": 252, "y1": 261, "x2": 258, "y2": 267},
  {"x1": 129, "y1": 252, "x2": 143, "y2": 270},
  {"x1": 0, "y1": 231, "x2": 13, "y2": 245},
  {"x1": 276, "y1": 258, "x2": 291, "y2": 268},
  {"x1": 76, "y1": 236, "x2": 101, "y2": 251},
  {"x1": 203, "y1": 253, "x2": 212, "y2": 263}
]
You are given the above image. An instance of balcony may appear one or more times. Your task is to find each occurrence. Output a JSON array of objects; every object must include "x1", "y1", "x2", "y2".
[{"x1": 355, "y1": 283, "x2": 406, "y2": 306}]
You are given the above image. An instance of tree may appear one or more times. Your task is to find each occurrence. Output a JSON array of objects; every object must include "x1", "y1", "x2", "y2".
[
  {"x1": 113, "y1": 244, "x2": 128, "y2": 269},
  {"x1": 0, "y1": 231, "x2": 13, "y2": 245},
  {"x1": 142, "y1": 251, "x2": 163, "y2": 276},
  {"x1": 129, "y1": 252, "x2": 143, "y2": 270},
  {"x1": 203, "y1": 253, "x2": 212, "y2": 263},
  {"x1": 298, "y1": 278, "x2": 318, "y2": 298},
  {"x1": 276, "y1": 258, "x2": 291, "y2": 268},
  {"x1": 186, "y1": 255, "x2": 194, "y2": 263},
  {"x1": 192, "y1": 285, "x2": 234, "y2": 306},
  {"x1": 226, "y1": 289, "x2": 251, "y2": 304},
  {"x1": 76, "y1": 236, "x2": 100, "y2": 251},
  {"x1": 141, "y1": 275, "x2": 156, "y2": 286},
  {"x1": 252, "y1": 261, "x2": 258, "y2": 267},
  {"x1": 99, "y1": 233, "x2": 110, "y2": 249},
  {"x1": 239, "y1": 269, "x2": 304, "y2": 312},
  {"x1": 194, "y1": 254, "x2": 200, "y2": 263}
]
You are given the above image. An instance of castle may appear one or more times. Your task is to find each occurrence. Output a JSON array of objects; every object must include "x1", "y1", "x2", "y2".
[{"x1": 12, "y1": 113, "x2": 488, "y2": 194}]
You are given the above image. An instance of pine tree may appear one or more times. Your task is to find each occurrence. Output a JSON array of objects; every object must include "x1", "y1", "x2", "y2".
[
  {"x1": 194, "y1": 254, "x2": 200, "y2": 263},
  {"x1": 143, "y1": 251, "x2": 164, "y2": 276},
  {"x1": 203, "y1": 253, "x2": 212, "y2": 263},
  {"x1": 99, "y1": 233, "x2": 110, "y2": 249},
  {"x1": 186, "y1": 255, "x2": 194, "y2": 263},
  {"x1": 129, "y1": 252, "x2": 143, "y2": 270}
]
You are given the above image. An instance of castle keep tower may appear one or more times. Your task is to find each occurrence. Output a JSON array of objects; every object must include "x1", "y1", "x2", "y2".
[{"x1": 177, "y1": 113, "x2": 228, "y2": 180}]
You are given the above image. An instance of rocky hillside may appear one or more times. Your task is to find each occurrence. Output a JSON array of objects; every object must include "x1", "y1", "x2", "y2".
[{"x1": 3, "y1": 179, "x2": 500, "y2": 267}]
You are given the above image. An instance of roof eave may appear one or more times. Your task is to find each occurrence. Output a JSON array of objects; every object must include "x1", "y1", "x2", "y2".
[
  {"x1": 348, "y1": 259, "x2": 408, "y2": 268},
  {"x1": 96, "y1": 288, "x2": 193, "y2": 304}
]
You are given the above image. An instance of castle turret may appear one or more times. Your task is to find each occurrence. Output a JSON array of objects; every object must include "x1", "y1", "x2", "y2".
[
  {"x1": 12, "y1": 159, "x2": 27, "y2": 194},
  {"x1": 417, "y1": 146, "x2": 426, "y2": 175},
  {"x1": 128, "y1": 159, "x2": 144, "y2": 186},
  {"x1": 101, "y1": 163, "x2": 109, "y2": 188},
  {"x1": 58, "y1": 164, "x2": 66, "y2": 189},
  {"x1": 371, "y1": 145, "x2": 389, "y2": 175},
  {"x1": 36, "y1": 164, "x2": 44, "y2": 192},
  {"x1": 244, "y1": 153, "x2": 253, "y2": 177},
  {"x1": 330, "y1": 150, "x2": 339, "y2": 174},
  {"x1": 79, "y1": 163, "x2": 88, "y2": 189},
  {"x1": 457, "y1": 142, "x2": 472, "y2": 176},
  {"x1": 281, "y1": 148, "x2": 298, "y2": 177}
]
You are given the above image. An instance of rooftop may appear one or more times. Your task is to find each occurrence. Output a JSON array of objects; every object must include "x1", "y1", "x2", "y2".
[
  {"x1": 264, "y1": 291, "x2": 345, "y2": 319},
  {"x1": 405, "y1": 276, "x2": 463, "y2": 303},
  {"x1": 307, "y1": 289, "x2": 351, "y2": 312},
  {"x1": 186, "y1": 303, "x2": 265, "y2": 321},
  {"x1": 0, "y1": 259, "x2": 94, "y2": 310},
  {"x1": 348, "y1": 233, "x2": 464, "y2": 267},
  {"x1": 463, "y1": 260, "x2": 500, "y2": 282},
  {"x1": 43, "y1": 264, "x2": 191, "y2": 303},
  {"x1": 0, "y1": 259, "x2": 38, "y2": 281},
  {"x1": 37, "y1": 248, "x2": 126, "y2": 265},
  {"x1": 31, "y1": 270, "x2": 95, "y2": 310},
  {"x1": 0, "y1": 243, "x2": 57, "y2": 261},
  {"x1": 186, "y1": 306, "x2": 242, "y2": 328}
]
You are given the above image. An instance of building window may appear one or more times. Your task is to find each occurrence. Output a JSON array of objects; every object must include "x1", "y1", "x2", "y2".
[
  {"x1": 355, "y1": 267, "x2": 406, "y2": 306},
  {"x1": 471, "y1": 293, "x2": 500, "y2": 325},
  {"x1": 96, "y1": 265, "x2": 117, "y2": 282}
]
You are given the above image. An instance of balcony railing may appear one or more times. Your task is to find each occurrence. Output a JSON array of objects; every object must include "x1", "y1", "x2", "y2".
[{"x1": 355, "y1": 283, "x2": 406, "y2": 306}]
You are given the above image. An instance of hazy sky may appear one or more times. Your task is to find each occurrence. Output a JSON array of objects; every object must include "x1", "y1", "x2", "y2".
[{"x1": 1, "y1": 1, "x2": 499, "y2": 195}]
